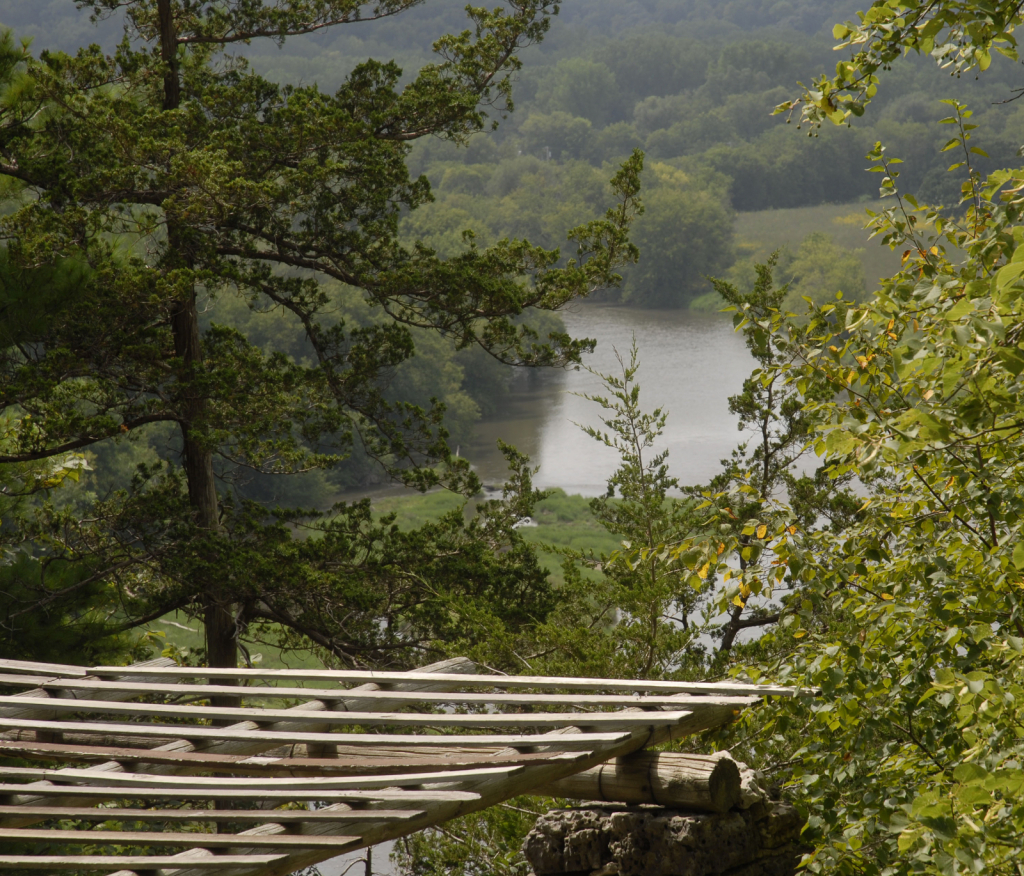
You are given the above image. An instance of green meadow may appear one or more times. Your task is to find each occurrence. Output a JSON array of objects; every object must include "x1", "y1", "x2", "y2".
[{"x1": 734, "y1": 200, "x2": 904, "y2": 288}]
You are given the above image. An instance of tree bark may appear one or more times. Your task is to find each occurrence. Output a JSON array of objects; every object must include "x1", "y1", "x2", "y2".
[
  {"x1": 157, "y1": 0, "x2": 238, "y2": 684},
  {"x1": 157, "y1": 0, "x2": 181, "y2": 111}
]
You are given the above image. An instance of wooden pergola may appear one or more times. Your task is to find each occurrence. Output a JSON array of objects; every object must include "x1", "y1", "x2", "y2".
[{"x1": 0, "y1": 656, "x2": 798, "y2": 874}]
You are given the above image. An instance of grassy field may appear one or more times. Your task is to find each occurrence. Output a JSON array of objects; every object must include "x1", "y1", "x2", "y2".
[
  {"x1": 734, "y1": 199, "x2": 904, "y2": 288},
  {"x1": 371, "y1": 488, "x2": 619, "y2": 553},
  {"x1": 371, "y1": 488, "x2": 623, "y2": 585}
]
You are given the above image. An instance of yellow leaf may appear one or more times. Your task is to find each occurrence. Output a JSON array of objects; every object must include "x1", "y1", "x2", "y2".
[
  {"x1": 788, "y1": 525, "x2": 797, "y2": 535},
  {"x1": 756, "y1": 524, "x2": 768, "y2": 539},
  {"x1": 717, "y1": 542, "x2": 726, "y2": 555},
  {"x1": 923, "y1": 389, "x2": 934, "y2": 400},
  {"x1": 881, "y1": 593, "x2": 894, "y2": 601},
  {"x1": 793, "y1": 630, "x2": 807, "y2": 639},
  {"x1": 732, "y1": 595, "x2": 745, "y2": 607},
  {"x1": 740, "y1": 584, "x2": 752, "y2": 598},
  {"x1": 698, "y1": 562, "x2": 710, "y2": 579}
]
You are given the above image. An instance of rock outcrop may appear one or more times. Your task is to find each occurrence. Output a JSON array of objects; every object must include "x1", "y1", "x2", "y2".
[{"x1": 522, "y1": 799, "x2": 807, "y2": 876}]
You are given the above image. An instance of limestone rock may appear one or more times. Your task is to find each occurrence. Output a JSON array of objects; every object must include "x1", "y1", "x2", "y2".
[{"x1": 522, "y1": 800, "x2": 807, "y2": 876}]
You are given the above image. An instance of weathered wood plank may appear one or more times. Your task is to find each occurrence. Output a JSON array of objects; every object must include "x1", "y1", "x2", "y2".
[
  {"x1": 88, "y1": 666, "x2": 803, "y2": 696},
  {"x1": 0, "y1": 717, "x2": 633, "y2": 748},
  {"x1": 0, "y1": 828, "x2": 360, "y2": 848},
  {"x1": 0, "y1": 660, "x2": 90, "y2": 679},
  {"x1": 0, "y1": 854, "x2": 285, "y2": 869},
  {"x1": 0, "y1": 675, "x2": 761, "y2": 709},
  {"x1": 0, "y1": 806, "x2": 421, "y2": 823},
  {"x1": 0, "y1": 763, "x2": 524, "y2": 789},
  {"x1": 0, "y1": 739, "x2": 581, "y2": 774},
  {"x1": 0, "y1": 696, "x2": 698, "y2": 729},
  {"x1": 0, "y1": 785, "x2": 479, "y2": 802}
]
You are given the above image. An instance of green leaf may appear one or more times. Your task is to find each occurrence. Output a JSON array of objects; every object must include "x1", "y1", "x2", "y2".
[
  {"x1": 1012, "y1": 540, "x2": 1024, "y2": 570},
  {"x1": 953, "y1": 763, "x2": 988, "y2": 783}
]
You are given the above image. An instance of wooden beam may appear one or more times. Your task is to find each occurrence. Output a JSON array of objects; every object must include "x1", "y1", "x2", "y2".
[
  {"x1": 0, "y1": 785, "x2": 480, "y2": 803},
  {"x1": 0, "y1": 854, "x2": 285, "y2": 870},
  {"x1": 0, "y1": 717, "x2": 632, "y2": 749},
  {"x1": 0, "y1": 763, "x2": 527, "y2": 789},
  {"x1": 88, "y1": 666, "x2": 804, "y2": 696},
  {"x1": 0, "y1": 660, "x2": 90, "y2": 679},
  {"x1": 0, "y1": 675, "x2": 762, "y2": 710},
  {"x1": 0, "y1": 806, "x2": 421, "y2": 823},
  {"x1": 533, "y1": 752, "x2": 742, "y2": 812},
  {"x1": 0, "y1": 697, "x2": 699, "y2": 729},
  {"x1": 0, "y1": 828, "x2": 360, "y2": 848},
  {"x1": 0, "y1": 740, "x2": 583, "y2": 775},
  {"x1": 0, "y1": 659, "x2": 179, "y2": 724}
]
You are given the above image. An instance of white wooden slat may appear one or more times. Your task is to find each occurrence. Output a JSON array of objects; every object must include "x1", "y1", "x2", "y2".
[
  {"x1": 88, "y1": 666, "x2": 803, "y2": 696},
  {"x1": 0, "y1": 763, "x2": 525, "y2": 789},
  {"x1": 0, "y1": 739, "x2": 578, "y2": 775},
  {"x1": 0, "y1": 695, "x2": 698, "y2": 728},
  {"x1": 0, "y1": 854, "x2": 286, "y2": 869},
  {"x1": 0, "y1": 675, "x2": 761, "y2": 709},
  {"x1": 0, "y1": 660, "x2": 90, "y2": 679},
  {"x1": 0, "y1": 828, "x2": 361, "y2": 849},
  {"x1": 30, "y1": 828, "x2": 354, "y2": 852},
  {"x1": 0, "y1": 806, "x2": 422, "y2": 823},
  {"x1": 0, "y1": 659, "x2": 180, "y2": 725},
  {"x1": 0, "y1": 716, "x2": 634, "y2": 748},
  {"x1": 0, "y1": 785, "x2": 480, "y2": 802}
]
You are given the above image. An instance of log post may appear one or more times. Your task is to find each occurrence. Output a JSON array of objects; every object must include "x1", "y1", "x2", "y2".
[{"x1": 533, "y1": 752, "x2": 741, "y2": 813}]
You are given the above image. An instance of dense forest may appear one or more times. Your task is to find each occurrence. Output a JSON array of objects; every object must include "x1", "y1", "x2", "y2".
[
  {"x1": 7, "y1": 0, "x2": 1024, "y2": 312},
  {"x1": 4, "y1": 0, "x2": 1021, "y2": 498}
]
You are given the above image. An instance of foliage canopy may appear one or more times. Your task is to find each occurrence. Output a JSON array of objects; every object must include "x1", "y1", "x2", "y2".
[{"x1": 0, "y1": 1, "x2": 643, "y2": 670}]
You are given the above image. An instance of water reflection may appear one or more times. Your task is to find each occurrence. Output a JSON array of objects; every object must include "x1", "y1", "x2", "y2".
[{"x1": 466, "y1": 305, "x2": 753, "y2": 494}]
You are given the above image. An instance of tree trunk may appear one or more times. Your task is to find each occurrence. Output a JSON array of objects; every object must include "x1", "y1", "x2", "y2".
[
  {"x1": 157, "y1": 0, "x2": 181, "y2": 111},
  {"x1": 158, "y1": 0, "x2": 238, "y2": 685}
]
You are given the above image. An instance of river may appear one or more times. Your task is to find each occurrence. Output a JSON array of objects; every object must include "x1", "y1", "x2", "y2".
[
  {"x1": 319, "y1": 305, "x2": 753, "y2": 876},
  {"x1": 464, "y1": 304, "x2": 754, "y2": 495}
]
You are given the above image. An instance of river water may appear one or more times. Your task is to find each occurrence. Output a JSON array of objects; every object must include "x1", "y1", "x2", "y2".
[
  {"x1": 319, "y1": 306, "x2": 753, "y2": 876},
  {"x1": 464, "y1": 304, "x2": 754, "y2": 495}
]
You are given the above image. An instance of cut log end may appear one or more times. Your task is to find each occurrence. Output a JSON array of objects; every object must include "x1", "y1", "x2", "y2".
[{"x1": 533, "y1": 752, "x2": 744, "y2": 813}]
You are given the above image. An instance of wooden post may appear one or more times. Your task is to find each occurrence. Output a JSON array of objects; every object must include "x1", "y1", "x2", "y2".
[{"x1": 532, "y1": 752, "x2": 742, "y2": 813}]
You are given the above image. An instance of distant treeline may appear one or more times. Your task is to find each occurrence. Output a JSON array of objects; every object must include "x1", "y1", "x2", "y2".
[
  {"x1": 399, "y1": 8, "x2": 1024, "y2": 306},
  {"x1": 1, "y1": 0, "x2": 1020, "y2": 362}
]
